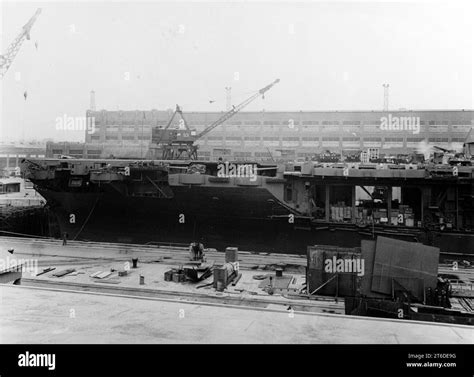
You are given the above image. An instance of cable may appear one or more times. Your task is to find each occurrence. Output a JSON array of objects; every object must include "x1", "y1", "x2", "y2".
[
  {"x1": 72, "y1": 194, "x2": 100, "y2": 241},
  {"x1": 0, "y1": 229, "x2": 52, "y2": 239}
]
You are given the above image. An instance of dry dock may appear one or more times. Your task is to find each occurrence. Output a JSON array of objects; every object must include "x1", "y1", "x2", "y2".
[
  {"x1": 1, "y1": 285, "x2": 472, "y2": 344},
  {"x1": 0, "y1": 236, "x2": 473, "y2": 344}
]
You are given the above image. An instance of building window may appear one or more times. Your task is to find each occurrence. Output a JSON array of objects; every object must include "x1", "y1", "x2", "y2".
[
  {"x1": 364, "y1": 137, "x2": 382, "y2": 142},
  {"x1": 365, "y1": 120, "x2": 380, "y2": 125},
  {"x1": 284, "y1": 183, "x2": 293, "y2": 202},
  {"x1": 407, "y1": 137, "x2": 423, "y2": 142},
  {"x1": 384, "y1": 138, "x2": 403, "y2": 142},
  {"x1": 234, "y1": 151, "x2": 252, "y2": 157},
  {"x1": 452, "y1": 125, "x2": 471, "y2": 132},
  {"x1": 428, "y1": 138, "x2": 449, "y2": 143},
  {"x1": 343, "y1": 121, "x2": 361, "y2": 125},
  {"x1": 213, "y1": 148, "x2": 232, "y2": 156}
]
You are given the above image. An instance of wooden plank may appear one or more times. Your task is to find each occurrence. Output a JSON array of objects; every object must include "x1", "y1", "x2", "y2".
[
  {"x1": 52, "y1": 268, "x2": 75, "y2": 277},
  {"x1": 95, "y1": 271, "x2": 112, "y2": 279}
]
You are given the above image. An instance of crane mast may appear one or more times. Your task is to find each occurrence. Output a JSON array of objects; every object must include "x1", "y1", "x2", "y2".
[{"x1": 0, "y1": 8, "x2": 41, "y2": 79}]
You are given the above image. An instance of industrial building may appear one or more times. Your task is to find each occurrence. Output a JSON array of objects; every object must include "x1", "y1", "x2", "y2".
[
  {"x1": 42, "y1": 109, "x2": 474, "y2": 161},
  {"x1": 0, "y1": 142, "x2": 46, "y2": 174}
]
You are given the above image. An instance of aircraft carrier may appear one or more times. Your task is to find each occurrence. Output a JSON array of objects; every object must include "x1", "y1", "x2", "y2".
[{"x1": 21, "y1": 152, "x2": 474, "y2": 256}]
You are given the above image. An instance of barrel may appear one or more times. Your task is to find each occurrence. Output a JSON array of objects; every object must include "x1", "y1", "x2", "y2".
[
  {"x1": 139, "y1": 275, "x2": 145, "y2": 285},
  {"x1": 216, "y1": 280, "x2": 225, "y2": 292},
  {"x1": 225, "y1": 247, "x2": 239, "y2": 263}
]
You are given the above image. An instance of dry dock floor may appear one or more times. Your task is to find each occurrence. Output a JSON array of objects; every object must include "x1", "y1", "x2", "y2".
[{"x1": 1, "y1": 285, "x2": 473, "y2": 344}]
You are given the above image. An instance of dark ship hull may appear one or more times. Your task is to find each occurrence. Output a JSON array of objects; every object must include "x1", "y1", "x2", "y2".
[{"x1": 34, "y1": 186, "x2": 303, "y2": 251}]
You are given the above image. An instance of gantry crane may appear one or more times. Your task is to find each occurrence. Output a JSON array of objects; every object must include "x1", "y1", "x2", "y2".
[
  {"x1": 151, "y1": 79, "x2": 280, "y2": 160},
  {"x1": 152, "y1": 104, "x2": 192, "y2": 147},
  {"x1": 0, "y1": 8, "x2": 41, "y2": 79}
]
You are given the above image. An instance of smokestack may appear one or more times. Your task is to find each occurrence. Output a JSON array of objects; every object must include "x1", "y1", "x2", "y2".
[
  {"x1": 225, "y1": 87, "x2": 231, "y2": 111},
  {"x1": 382, "y1": 84, "x2": 389, "y2": 112},
  {"x1": 90, "y1": 90, "x2": 96, "y2": 111}
]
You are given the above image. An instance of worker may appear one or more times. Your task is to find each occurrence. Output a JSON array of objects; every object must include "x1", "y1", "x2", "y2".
[
  {"x1": 62, "y1": 232, "x2": 68, "y2": 246},
  {"x1": 189, "y1": 241, "x2": 204, "y2": 261}
]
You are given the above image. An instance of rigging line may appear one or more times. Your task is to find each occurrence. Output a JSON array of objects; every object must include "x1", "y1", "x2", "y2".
[
  {"x1": 72, "y1": 194, "x2": 100, "y2": 241},
  {"x1": 0, "y1": 229, "x2": 52, "y2": 239}
]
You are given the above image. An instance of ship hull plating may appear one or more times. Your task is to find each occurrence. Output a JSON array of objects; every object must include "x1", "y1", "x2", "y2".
[{"x1": 36, "y1": 186, "x2": 474, "y2": 255}]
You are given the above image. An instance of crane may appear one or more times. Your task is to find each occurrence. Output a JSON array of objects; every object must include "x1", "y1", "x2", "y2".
[
  {"x1": 153, "y1": 104, "x2": 192, "y2": 147},
  {"x1": 0, "y1": 8, "x2": 41, "y2": 79},
  {"x1": 196, "y1": 79, "x2": 280, "y2": 139},
  {"x1": 151, "y1": 79, "x2": 280, "y2": 160}
]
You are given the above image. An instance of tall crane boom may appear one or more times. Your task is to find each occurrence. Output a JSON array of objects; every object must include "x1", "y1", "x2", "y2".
[
  {"x1": 197, "y1": 78, "x2": 280, "y2": 139},
  {"x1": 0, "y1": 8, "x2": 41, "y2": 79},
  {"x1": 150, "y1": 78, "x2": 280, "y2": 160}
]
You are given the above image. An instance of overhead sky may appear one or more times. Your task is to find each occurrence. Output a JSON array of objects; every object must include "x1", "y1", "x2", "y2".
[{"x1": 1, "y1": 0, "x2": 473, "y2": 141}]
